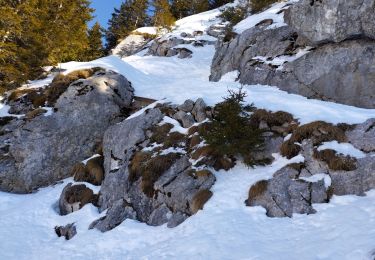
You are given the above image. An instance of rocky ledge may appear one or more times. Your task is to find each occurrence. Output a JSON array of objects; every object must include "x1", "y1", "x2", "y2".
[{"x1": 210, "y1": 0, "x2": 375, "y2": 108}]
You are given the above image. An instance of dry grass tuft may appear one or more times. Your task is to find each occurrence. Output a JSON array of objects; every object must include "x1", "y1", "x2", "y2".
[
  {"x1": 250, "y1": 109, "x2": 294, "y2": 127},
  {"x1": 314, "y1": 149, "x2": 357, "y2": 171},
  {"x1": 246, "y1": 180, "x2": 268, "y2": 206},
  {"x1": 190, "y1": 189, "x2": 213, "y2": 214}
]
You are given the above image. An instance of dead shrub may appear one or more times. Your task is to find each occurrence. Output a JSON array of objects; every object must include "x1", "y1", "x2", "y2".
[
  {"x1": 246, "y1": 180, "x2": 268, "y2": 205},
  {"x1": 190, "y1": 189, "x2": 213, "y2": 214},
  {"x1": 164, "y1": 132, "x2": 187, "y2": 148},
  {"x1": 280, "y1": 121, "x2": 346, "y2": 159},
  {"x1": 86, "y1": 156, "x2": 104, "y2": 185},
  {"x1": 150, "y1": 123, "x2": 174, "y2": 144},
  {"x1": 314, "y1": 149, "x2": 357, "y2": 171},
  {"x1": 129, "y1": 152, "x2": 180, "y2": 197},
  {"x1": 250, "y1": 109, "x2": 294, "y2": 127},
  {"x1": 65, "y1": 184, "x2": 95, "y2": 207}
]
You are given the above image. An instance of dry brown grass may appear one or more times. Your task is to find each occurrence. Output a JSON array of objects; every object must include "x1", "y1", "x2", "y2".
[
  {"x1": 190, "y1": 189, "x2": 213, "y2": 214},
  {"x1": 314, "y1": 149, "x2": 357, "y2": 171},
  {"x1": 164, "y1": 132, "x2": 187, "y2": 148},
  {"x1": 280, "y1": 121, "x2": 346, "y2": 159},
  {"x1": 150, "y1": 123, "x2": 174, "y2": 144},
  {"x1": 287, "y1": 162, "x2": 305, "y2": 172},
  {"x1": 250, "y1": 109, "x2": 294, "y2": 127},
  {"x1": 189, "y1": 135, "x2": 202, "y2": 150},
  {"x1": 86, "y1": 156, "x2": 104, "y2": 185},
  {"x1": 65, "y1": 184, "x2": 94, "y2": 207},
  {"x1": 72, "y1": 163, "x2": 88, "y2": 180},
  {"x1": 195, "y1": 170, "x2": 213, "y2": 179},
  {"x1": 246, "y1": 180, "x2": 268, "y2": 206},
  {"x1": 7, "y1": 88, "x2": 36, "y2": 102},
  {"x1": 188, "y1": 126, "x2": 199, "y2": 136},
  {"x1": 25, "y1": 108, "x2": 47, "y2": 119},
  {"x1": 45, "y1": 68, "x2": 101, "y2": 105},
  {"x1": 129, "y1": 151, "x2": 180, "y2": 197}
]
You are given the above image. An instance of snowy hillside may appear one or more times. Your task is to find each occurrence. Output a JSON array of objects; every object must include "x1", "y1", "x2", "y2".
[{"x1": 0, "y1": 1, "x2": 375, "y2": 260}]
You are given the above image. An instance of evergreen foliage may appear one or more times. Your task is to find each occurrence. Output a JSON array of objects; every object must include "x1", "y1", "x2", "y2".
[
  {"x1": 152, "y1": 0, "x2": 175, "y2": 28},
  {"x1": 86, "y1": 22, "x2": 105, "y2": 60},
  {"x1": 0, "y1": 0, "x2": 93, "y2": 91},
  {"x1": 201, "y1": 87, "x2": 265, "y2": 167},
  {"x1": 105, "y1": 0, "x2": 149, "y2": 50},
  {"x1": 251, "y1": 0, "x2": 278, "y2": 13}
]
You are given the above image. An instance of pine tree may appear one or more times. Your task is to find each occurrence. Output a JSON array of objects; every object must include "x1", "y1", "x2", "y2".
[
  {"x1": 209, "y1": 0, "x2": 233, "y2": 9},
  {"x1": 105, "y1": 0, "x2": 149, "y2": 50},
  {"x1": 86, "y1": 22, "x2": 104, "y2": 60},
  {"x1": 171, "y1": 0, "x2": 191, "y2": 19},
  {"x1": 192, "y1": 0, "x2": 209, "y2": 14},
  {"x1": 0, "y1": 0, "x2": 94, "y2": 91},
  {"x1": 152, "y1": 0, "x2": 175, "y2": 28}
]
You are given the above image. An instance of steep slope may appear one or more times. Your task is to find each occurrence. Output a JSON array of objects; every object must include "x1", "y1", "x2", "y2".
[{"x1": 0, "y1": 1, "x2": 375, "y2": 259}]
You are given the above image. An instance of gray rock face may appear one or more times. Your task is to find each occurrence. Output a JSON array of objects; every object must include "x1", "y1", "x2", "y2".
[
  {"x1": 173, "y1": 111, "x2": 195, "y2": 128},
  {"x1": 98, "y1": 108, "x2": 164, "y2": 210},
  {"x1": 347, "y1": 119, "x2": 375, "y2": 153},
  {"x1": 0, "y1": 71, "x2": 134, "y2": 193},
  {"x1": 192, "y1": 98, "x2": 207, "y2": 122},
  {"x1": 246, "y1": 166, "x2": 329, "y2": 217},
  {"x1": 246, "y1": 121, "x2": 375, "y2": 217},
  {"x1": 94, "y1": 107, "x2": 216, "y2": 231},
  {"x1": 284, "y1": 0, "x2": 375, "y2": 45},
  {"x1": 112, "y1": 34, "x2": 151, "y2": 58},
  {"x1": 210, "y1": 26, "x2": 375, "y2": 108},
  {"x1": 210, "y1": 0, "x2": 375, "y2": 108}
]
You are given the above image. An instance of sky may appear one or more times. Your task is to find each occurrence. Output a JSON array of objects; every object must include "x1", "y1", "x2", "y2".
[{"x1": 90, "y1": 0, "x2": 124, "y2": 28}]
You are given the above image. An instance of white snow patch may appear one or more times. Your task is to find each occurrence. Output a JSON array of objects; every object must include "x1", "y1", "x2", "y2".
[
  {"x1": 160, "y1": 116, "x2": 189, "y2": 134},
  {"x1": 234, "y1": 0, "x2": 299, "y2": 33},
  {"x1": 159, "y1": 147, "x2": 187, "y2": 156},
  {"x1": 317, "y1": 141, "x2": 367, "y2": 159},
  {"x1": 220, "y1": 70, "x2": 240, "y2": 82},
  {"x1": 82, "y1": 154, "x2": 101, "y2": 165},
  {"x1": 134, "y1": 27, "x2": 158, "y2": 35},
  {"x1": 300, "y1": 174, "x2": 332, "y2": 189}
]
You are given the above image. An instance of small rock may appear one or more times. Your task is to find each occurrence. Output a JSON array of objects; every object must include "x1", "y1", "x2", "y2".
[
  {"x1": 178, "y1": 99, "x2": 195, "y2": 112},
  {"x1": 173, "y1": 111, "x2": 195, "y2": 128},
  {"x1": 55, "y1": 223, "x2": 77, "y2": 240},
  {"x1": 192, "y1": 98, "x2": 207, "y2": 122}
]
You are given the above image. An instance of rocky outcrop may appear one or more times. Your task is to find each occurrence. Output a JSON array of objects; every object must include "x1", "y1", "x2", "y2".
[
  {"x1": 93, "y1": 105, "x2": 217, "y2": 231},
  {"x1": 346, "y1": 118, "x2": 375, "y2": 153},
  {"x1": 0, "y1": 71, "x2": 134, "y2": 193},
  {"x1": 284, "y1": 0, "x2": 375, "y2": 45},
  {"x1": 112, "y1": 34, "x2": 153, "y2": 58},
  {"x1": 246, "y1": 119, "x2": 375, "y2": 217},
  {"x1": 210, "y1": 0, "x2": 375, "y2": 108}
]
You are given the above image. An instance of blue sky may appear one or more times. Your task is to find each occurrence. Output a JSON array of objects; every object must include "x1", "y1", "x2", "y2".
[{"x1": 90, "y1": 0, "x2": 124, "y2": 28}]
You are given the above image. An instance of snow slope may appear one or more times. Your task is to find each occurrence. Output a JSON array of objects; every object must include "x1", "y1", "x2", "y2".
[{"x1": 1, "y1": 1, "x2": 375, "y2": 259}]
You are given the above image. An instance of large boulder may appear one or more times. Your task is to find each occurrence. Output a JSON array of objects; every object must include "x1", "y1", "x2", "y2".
[
  {"x1": 246, "y1": 119, "x2": 375, "y2": 217},
  {"x1": 94, "y1": 107, "x2": 216, "y2": 231},
  {"x1": 0, "y1": 71, "x2": 134, "y2": 193},
  {"x1": 284, "y1": 0, "x2": 375, "y2": 45}
]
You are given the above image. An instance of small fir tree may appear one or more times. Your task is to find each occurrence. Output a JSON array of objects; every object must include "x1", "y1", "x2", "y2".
[
  {"x1": 201, "y1": 87, "x2": 265, "y2": 167},
  {"x1": 86, "y1": 22, "x2": 104, "y2": 60}
]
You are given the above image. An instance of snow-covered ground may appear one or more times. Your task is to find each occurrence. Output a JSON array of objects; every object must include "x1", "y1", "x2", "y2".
[{"x1": 1, "y1": 1, "x2": 375, "y2": 259}]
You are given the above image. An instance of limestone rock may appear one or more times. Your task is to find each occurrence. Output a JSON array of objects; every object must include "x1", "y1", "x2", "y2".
[
  {"x1": 173, "y1": 111, "x2": 195, "y2": 128},
  {"x1": 347, "y1": 119, "x2": 375, "y2": 153},
  {"x1": 192, "y1": 98, "x2": 207, "y2": 122},
  {"x1": 0, "y1": 71, "x2": 134, "y2": 193},
  {"x1": 55, "y1": 223, "x2": 77, "y2": 240},
  {"x1": 284, "y1": 0, "x2": 375, "y2": 45}
]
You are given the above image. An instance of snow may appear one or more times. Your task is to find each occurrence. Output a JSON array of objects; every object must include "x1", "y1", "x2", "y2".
[
  {"x1": 134, "y1": 27, "x2": 158, "y2": 35},
  {"x1": 317, "y1": 141, "x2": 367, "y2": 159},
  {"x1": 300, "y1": 174, "x2": 332, "y2": 188},
  {"x1": 234, "y1": 0, "x2": 299, "y2": 33},
  {"x1": 1, "y1": 156, "x2": 375, "y2": 259},
  {"x1": 1, "y1": 1, "x2": 375, "y2": 259}
]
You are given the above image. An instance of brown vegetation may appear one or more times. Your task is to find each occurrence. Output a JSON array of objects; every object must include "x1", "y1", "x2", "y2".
[
  {"x1": 129, "y1": 151, "x2": 180, "y2": 197},
  {"x1": 65, "y1": 184, "x2": 95, "y2": 207},
  {"x1": 190, "y1": 189, "x2": 213, "y2": 214},
  {"x1": 280, "y1": 121, "x2": 346, "y2": 159},
  {"x1": 250, "y1": 109, "x2": 294, "y2": 127},
  {"x1": 246, "y1": 180, "x2": 268, "y2": 206},
  {"x1": 314, "y1": 149, "x2": 357, "y2": 171}
]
